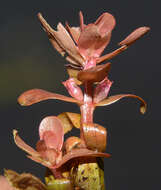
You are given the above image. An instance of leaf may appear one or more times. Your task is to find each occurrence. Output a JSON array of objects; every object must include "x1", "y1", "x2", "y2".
[
  {"x1": 77, "y1": 63, "x2": 111, "y2": 83},
  {"x1": 38, "y1": 13, "x2": 85, "y2": 66},
  {"x1": 93, "y1": 78, "x2": 113, "y2": 103},
  {"x1": 96, "y1": 45, "x2": 127, "y2": 64},
  {"x1": 53, "y1": 148, "x2": 111, "y2": 169},
  {"x1": 13, "y1": 130, "x2": 40, "y2": 158},
  {"x1": 96, "y1": 27, "x2": 150, "y2": 64},
  {"x1": 82, "y1": 123, "x2": 107, "y2": 152},
  {"x1": 96, "y1": 94, "x2": 147, "y2": 114},
  {"x1": 13, "y1": 130, "x2": 51, "y2": 168},
  {"x1": 57, "y1": 112, "x2": 81, "y2": 134},
  {"x1": 78, "y1": 12, "x2": 116, "y2": 59},
  {"x1": 65, "y1": 23, "x2": 80, "y2": 44},
  {"x1": 65, "y1": 136, "x2": 81, "y2": 153},
  {"x1": 39, "y1": 116, "x2": 64, "y2": 152},
  {"x1": 119, "y1": 27, "x2": 150, "y2": 46},
  {"x1": 5, "y1": 169, "x2": 47, "y2": 190},
  {"x1": 66, "y1": 67, "x2": 82, "y2": 85},
  {"x1": 18, "y1": 89, "x2": 81, "y2": 106},
  {"x1": 62, "y1": 78, "x2": 83, "y2": 101}
]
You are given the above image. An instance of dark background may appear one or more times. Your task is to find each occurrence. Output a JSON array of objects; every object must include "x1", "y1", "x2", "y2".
[{"x1": 0, "y1": 0, "x2": 160, "y2": 190}]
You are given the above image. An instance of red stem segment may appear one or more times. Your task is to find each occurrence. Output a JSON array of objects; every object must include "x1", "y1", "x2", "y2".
[{"x1": 80, "y1": 82, "x2": 95, "y2": 141}]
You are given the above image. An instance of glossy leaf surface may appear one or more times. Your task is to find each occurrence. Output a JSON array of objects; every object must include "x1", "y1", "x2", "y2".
[
  {"x1": 39, "y1": 116, "x2": 64, "y2": 152},
  {"x1": 18, "y1": 89, "x2": 80, "y2": 106},
  {"x1": 93, "y1": 77, "x2": 113, "y2": 103},
  {"x1": 77, "y1": 63, "x2": 111, "y2": 83},
  {"x1": 82, "y1": 123, "x2": 107, "y2": 152},
  {"x1": 96, "y1": 94, "x2": 147, "y2": 114},
  {"x1": 78, "y1": 12, "x2": 116, "y2": 59},
  {"x1": 53, "y1": 148, "x2": 111, "y2": 169},
  {"x1": 119, "y1": 26, "x2": 150, "y2": 46}
]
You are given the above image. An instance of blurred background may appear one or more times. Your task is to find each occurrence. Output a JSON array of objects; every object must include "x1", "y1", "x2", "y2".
[{"x1": 0, "y1": 0, "x2": 160, "y2": 189}]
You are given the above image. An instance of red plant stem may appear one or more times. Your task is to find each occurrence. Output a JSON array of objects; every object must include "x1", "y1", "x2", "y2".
[
  {"x1": 80, "y1": 82, "x2": 95, "y2": 141},
  {"x1": 50, "y1": 168, "x2": 63, "y2": 179}
]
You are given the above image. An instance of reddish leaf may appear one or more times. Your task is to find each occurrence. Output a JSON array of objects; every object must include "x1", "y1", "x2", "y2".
[
  {"x1": 13, "y1": 130, "x2": 52, "y2": 168},
  {"x1": 96, "y1": 94, "x2": 147, "y2": 114},
  {"x1": 93, "y1": 77, "x2": 113, "y2": 103},
  {"x1": 82, "y1": 123, "x2": 107, "y2": 152},
  {"x1": 96, "y1": 45, "x2": 127, "y2": 64},
  {"x1": 57, "y1": 112, "x2": 81, "y2": 134},
  {"x1": 77, "y1": 63, "x2": 111, "y2": 83},
  {"x1": 65, "y1": 136, "x2": 81, "y2": 153},
  {"x1": 13, "y1": 130, "x2": 40, "y2": 158},
  {"x1": 39, "y1": 116, "x2": 64, "y2": 152},
  {"x1": 53, "y1": 148, "x2": 111, "y2": 169},
  {"x1": 62, "y1": 78, "x2": 83, "y2": 101},
  {"x1": 38, "y1": 13, "x2": 85, "y2": 66},
  {"x1": 119, "y1": 27, "x2": 150, "y2": 46},
  {"x1": 18, "y1": 89, "x2": 80, "y2": 106},
  {"x1": 78, "y1": 13, "x2": 116, "y2": 59},
  {"x1": 66, "y1": 23, "x2": 80, "y2": 44}
]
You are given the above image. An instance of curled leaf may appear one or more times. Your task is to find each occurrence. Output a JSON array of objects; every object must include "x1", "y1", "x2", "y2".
[
  {"x1": 18, "y1": 89, "x2": 81, "y2": 106},
  {"x1": 77, "y1": 63, "x2": 111, "y2": 83},
  {"x1": 82, "y1": 123, "x2": 107, "y2": 152},
  {"x1": 5, "y1": 169, "x2": 47, "y2": 190},
  {"x1": 13, "y1": 130, "x2": 51, "y2": 168},
  {"x1": 65, "y1": 136, "x2": 81, "y2": 153},
  {"x1": 53, "y1": 148, "x2": 111, "y2": 169},
  {"x1": 13, "y1": 130, "x2": 40, "y2": 158},
  {"x1": 119, "y1": 26, "x2": 150, "y2": 46},
  {"x1": 58, "y1": 112, "x2": 81, "y2": 134},
  {"x1": 39, "y1": 116, "x2": 64, "y2": 152},
  {"x1": 96, "y1": 94, "x2": 147, "y2": 114}
]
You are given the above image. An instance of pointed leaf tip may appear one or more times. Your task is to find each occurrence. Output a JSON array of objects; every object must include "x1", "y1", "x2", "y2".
[
  {"x1": 18, "y1": 89, "x2": 80, "y2": 106},
  {"x1": 96, "y1": 94, "x2": 147, "y2": 114},
  {"x1": 119, "y1": 26, "x2": 150, "y2": 46}
]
